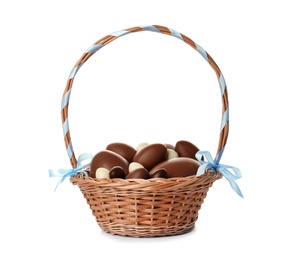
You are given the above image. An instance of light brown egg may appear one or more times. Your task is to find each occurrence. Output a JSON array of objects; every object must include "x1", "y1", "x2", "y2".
[
  {"x1": 126, "y1": 168, "x2": 150, "y2": 179},
  {"x1": 151, "y1": 168, "x2": 168, "y2": 178},
  {"x1": 90, "y1": 150, "x2": 129, "y2": 178},
  {"x1": 133, "y1": 143, "x2": 167, "y2": 171},
  {"x1": 175, "y1": 140, "x2": 200, "y2": 160},
  {"x1": 106, "y1": 142, "x2": 136, "y2": 162},
  {"x1": 149, "y1": 157, "x2": 201, "y2": 178}
]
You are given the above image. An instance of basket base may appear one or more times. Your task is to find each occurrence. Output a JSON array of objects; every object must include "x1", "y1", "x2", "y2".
[
  {"x1": 71, "y1": 171, "x2": 222, "y2": 238},
  {"x1": 97, "y1": 221, "x2": 196, "y2": 238}
]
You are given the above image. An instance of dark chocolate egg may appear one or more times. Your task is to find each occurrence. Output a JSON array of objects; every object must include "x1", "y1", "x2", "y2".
[
  {"x1": 126, "y1": 168, "x2": 150, "y2": 179},
  {"x1": 151, "y1": 168, "x2": 168, "y2": 178},
  {"x1": 149, "y1": 157, "x2": 200, "y2": 178},
  {"x1": 133, "y1": 143, "x2": 167, "y2": 171},
  {"x1": 106, "y1": 142, "x2": 136, "y2": 162},
  {"x1": 90, "y1": 150, "x2": 129, "y2": 178},
  {"x1": 175, "y1": 140, "x2": 200, "y2": 160},
  {"x1": 109, "y1": 166, "x2": 126, "y2": 179}
]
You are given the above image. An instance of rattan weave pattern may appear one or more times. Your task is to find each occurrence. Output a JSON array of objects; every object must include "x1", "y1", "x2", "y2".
[
  {"x1": 71, "y1": 171, "x2": 221, "y2": 237},
  {"x1": 62, "y1": 25, "x2": 230, "y2": 237}
]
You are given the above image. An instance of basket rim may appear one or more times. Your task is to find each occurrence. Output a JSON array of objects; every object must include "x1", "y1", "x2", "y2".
[{"x1": 70, "y1": 170, "x2": 222, "y2": 192}]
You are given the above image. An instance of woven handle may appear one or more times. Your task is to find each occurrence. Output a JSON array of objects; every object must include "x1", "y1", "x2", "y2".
[{"x1": 61, "y1": 25, "x2": 229, "y2": 168}]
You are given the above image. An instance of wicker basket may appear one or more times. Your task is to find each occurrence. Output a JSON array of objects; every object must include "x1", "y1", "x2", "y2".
[{"x1": 60, "y1": 25, "x2": 233, "y2": 237}]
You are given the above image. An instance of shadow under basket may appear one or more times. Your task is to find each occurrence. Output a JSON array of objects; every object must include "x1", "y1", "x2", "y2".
[{"x1": 70, "y1": 171, "x2": 222, "y2": 237}]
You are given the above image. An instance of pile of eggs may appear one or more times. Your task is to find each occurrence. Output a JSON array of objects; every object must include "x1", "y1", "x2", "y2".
[{"x1": 90, "y1": 140, "x2": 201, "y2": 179}]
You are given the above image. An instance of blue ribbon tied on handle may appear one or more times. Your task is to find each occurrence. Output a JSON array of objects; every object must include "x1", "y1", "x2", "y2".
[
  {"x1": 195, "y1": 151, "x2": 243, "y2": 198},
  {"x1": 49, "y1": 153, "x2": 93, "y2": 191}
]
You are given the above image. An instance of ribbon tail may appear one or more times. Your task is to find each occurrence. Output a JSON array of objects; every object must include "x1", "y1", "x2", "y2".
[
  {"x1": 219, "y1": 168, "x2": 244, "y2": 198},
  {"x1": 54, "y1": 179, "x2": 62, "y2": 192},
  {"x1": 49, "y1": 169, "x2": 74, "y2": 191},
  {"x1": 49, "y1": 169, "x2": 64, "y2": 178},
  {"x1": 227, "y1": 178, "x2": 244, "y2": 198},
  {"x1": 219, "y1": 164, "x2": 242, "y2": 181}
]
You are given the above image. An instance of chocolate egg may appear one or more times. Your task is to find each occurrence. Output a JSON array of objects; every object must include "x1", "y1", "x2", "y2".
[
  {"x1": 166, "y1": 148, "x2": 179, "y2": 160},
  {"x1": 96, "y1": 167, "x2": 110, "y2": 179},
  {"x1": 106, "y1": 142, "x2": 136, "y2": 162},
  {"x1": 128, "y1": 162, "x2": 144, "y2": 173},
  {"x1": 149, "y1": 157, "x2": 201, "y2": 178},
  {"x1": 175, "y1": 140, "x2": 200, "y2": 160},
  {"x1": 164, "y1": 143, "x2": 175, "y2": 150},
  {"x1": 133, "y1": 143, "x2": 167, "y2": 171},
  {"x1": 109, "y1": 166, "x2": 126, "y2": 179},
  {"x1": 151, "y1": 168, "x2": 168, "y2": 178},
  {"x1": 136, "y1": 142, "x2": 149, "y2": 151},
  {"x1": 90, "y1": 150, "x2": 129, "y2": 178},
  {"x1": 126, "y1": 168, "x2": 150, "y2": 179}
]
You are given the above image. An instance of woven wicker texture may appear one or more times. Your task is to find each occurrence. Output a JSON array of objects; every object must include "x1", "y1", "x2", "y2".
[
  {"x1": 64, "y1": 25, "x2": 229, "y2": 237},
  {"x1": 71, "y1": 171, "x2": 222, "y2": 237}
]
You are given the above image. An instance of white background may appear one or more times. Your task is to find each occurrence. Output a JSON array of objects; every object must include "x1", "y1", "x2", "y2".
[{"x1": 1, "y1": 0, "x2": 282, "y2": 259}]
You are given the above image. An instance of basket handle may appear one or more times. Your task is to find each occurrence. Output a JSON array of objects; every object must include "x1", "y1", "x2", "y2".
[{"x1": 61, "y1": 25, "x2": 229, "y2": 169}]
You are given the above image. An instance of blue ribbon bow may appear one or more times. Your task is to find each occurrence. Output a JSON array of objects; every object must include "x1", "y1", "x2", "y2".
[
  {"x1": 195, "y1": 151, "x2": 243, "y2": 198},
  {"x1": 49, "y1": 153, "x2": 93, "y2": 191}
]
